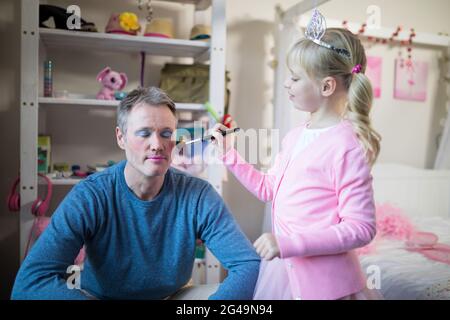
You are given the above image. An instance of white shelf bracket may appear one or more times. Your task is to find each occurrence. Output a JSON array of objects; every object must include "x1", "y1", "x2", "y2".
[
  {"x1": 20, "y1": 0, "x2": 40, "y2": 261},
  {"x1": 204, "y1": 0, "x2": 226, "y2": 285}
]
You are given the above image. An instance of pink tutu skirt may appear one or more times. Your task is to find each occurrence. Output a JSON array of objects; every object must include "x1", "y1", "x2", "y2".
[
  {"x1": 253, "y1": 258, "x2": 383, "y2": 300},
  {"x1": 253, "y1": 258, "x2": 292, "y2": 300}
]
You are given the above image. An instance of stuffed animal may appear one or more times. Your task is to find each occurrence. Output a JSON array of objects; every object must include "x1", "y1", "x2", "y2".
[{"x1": 96, "y1": 67, "x2": 128, "y2": 100}]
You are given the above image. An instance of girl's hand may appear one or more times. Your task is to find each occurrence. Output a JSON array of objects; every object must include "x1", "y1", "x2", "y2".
[
  {"x1": 254, "y1": 233, "x2": 280, "y2": 261},
  {"x1": 210, "y1": 122, "x2": 237, "y2": 157}
]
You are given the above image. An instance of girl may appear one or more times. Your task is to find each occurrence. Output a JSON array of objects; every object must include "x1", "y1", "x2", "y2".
[{"x1": 211, "y1": 25, "x2": 382, "y2": 300}]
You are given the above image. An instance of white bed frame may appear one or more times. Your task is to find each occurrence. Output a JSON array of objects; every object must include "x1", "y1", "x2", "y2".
[{"x1": 372, "y1": 164, "x2": 450, "y2": 219}]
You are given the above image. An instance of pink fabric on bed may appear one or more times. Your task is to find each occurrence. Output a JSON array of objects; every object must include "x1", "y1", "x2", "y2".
[
  {"x1": 376, "y1": 203, "x2": 415, "y2": 239},
  {"x1": 356, "y1": 203, "x2": 414, "y2": 255},
  {"x1": 357, "y1": 203, "x2": 450, "y2": 265}
]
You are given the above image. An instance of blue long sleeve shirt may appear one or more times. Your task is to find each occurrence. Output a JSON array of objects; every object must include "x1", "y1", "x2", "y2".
[{"x1": 11, "y1": 161, "x2": 260, "y2": 300}]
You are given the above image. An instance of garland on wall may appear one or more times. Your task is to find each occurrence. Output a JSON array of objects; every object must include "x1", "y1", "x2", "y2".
[{"x1": 342, "y1": 20, "x2": 429, "y2": 102}]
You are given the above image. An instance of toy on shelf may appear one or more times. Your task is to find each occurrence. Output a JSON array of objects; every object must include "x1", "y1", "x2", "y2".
[
  {"x1": 172, "y1": 123, "x2": 209, "y2": 176},
  {"x1": 96, "y1": 67, "x2": 128, "y2": 100},
  {"x1": 204, "y1": 102, "x2": 235, "y2": 129},
  {"x1": 40, "y1": 5, "x2": 98, "y2": 32},
  {"x1": 144, "y1": 18, "x2": 174, "y2": 38},
  {"x1": 49, "y1": 162, "x2": 72, "y2": 179},
  {"x1": 43, "y1": 60, "x2": 53, "y2": 97},
  {"x1": 194, "y1": 239, "x2": 206, "y2": 263},
  {"x1": 38, "y1": 136, "x2": 51, "y2": 174},
  {"x1": 105, "y1": 12, "x2": 141, "y2": 35},
  {"x1": 53, "y1": 162, "x2": 69, "y2": 172},
  {"x1": 71, "y1": 165, "x2": 87, "y2": 178},
  {"x1": 87, "y1": 161, "x2": 117, "y2": 174},
  {"x1": 190, "y1": 25, "x2": 211, "y2": 41},
  {"x1": 114, "y1": 91, "x2": 128, "y2": 100},
  {"x1": 221, "y1": 114, "x2": 235, "y2": 129},
  {"x1": 138, "y1": 0, "x2": 174, "y2": 39},
  {"x1": 47, "y1": 161, "x2": 118, "y2": 180}
]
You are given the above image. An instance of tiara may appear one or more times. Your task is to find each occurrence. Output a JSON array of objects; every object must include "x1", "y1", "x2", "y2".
[{"x1": 305, "y1": 9, "x2": 351, "y2": 59}]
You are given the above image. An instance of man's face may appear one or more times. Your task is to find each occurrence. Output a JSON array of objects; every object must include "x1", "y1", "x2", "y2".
[{"x1": 116, "y1": 103, "x2": 177, "y2": 178}]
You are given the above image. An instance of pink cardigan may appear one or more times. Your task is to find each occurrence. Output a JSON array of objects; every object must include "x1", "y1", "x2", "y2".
[{"x1": 221, "y1": 120, "x2": 376, "y2": 300}]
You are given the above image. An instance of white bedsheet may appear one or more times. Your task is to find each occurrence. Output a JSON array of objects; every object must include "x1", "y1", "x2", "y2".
[{"x1": 359, "y1": 217, "x2": 450, "y2": 300}]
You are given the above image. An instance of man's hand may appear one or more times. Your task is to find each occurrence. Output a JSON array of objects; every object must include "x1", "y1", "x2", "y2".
[{"x1": 253, "y1": 233, "x2": 280, "y2": 261}]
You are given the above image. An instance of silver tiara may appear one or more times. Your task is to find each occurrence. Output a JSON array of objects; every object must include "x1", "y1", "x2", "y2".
[{"x1": 305, "y1": 9, "x2": 351, "y2": 59}]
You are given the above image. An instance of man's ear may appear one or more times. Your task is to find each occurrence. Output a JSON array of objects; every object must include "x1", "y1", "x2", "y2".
[
  {"x1": 116, "y1": 127, "x2": 126, "y2": 150},
  {"x1": 321, "y1": 77, "x2": 337, "y2": 97}
]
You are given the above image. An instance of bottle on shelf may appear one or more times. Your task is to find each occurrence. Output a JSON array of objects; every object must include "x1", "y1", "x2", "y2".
[{"x1": 43, "y1": 60, "x2": 53, "y2": 97}]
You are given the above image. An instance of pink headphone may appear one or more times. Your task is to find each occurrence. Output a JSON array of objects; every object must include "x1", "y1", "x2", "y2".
[{"x1": 7, "y1": 174, "x2": 53, "y2": 216}]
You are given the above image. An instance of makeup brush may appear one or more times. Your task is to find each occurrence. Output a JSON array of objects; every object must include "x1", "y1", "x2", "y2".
[{"x1": 182, "y1": 127, "x2": 240, "y2": 145}]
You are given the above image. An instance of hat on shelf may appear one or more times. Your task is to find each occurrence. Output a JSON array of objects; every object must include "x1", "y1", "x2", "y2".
[
  {"x1": 39, "y1": 5, "x2": 98, "y2": 32},
  {"x1": 190, "y1": 24, "x2": 211, "y2": 41},
  {"x1": 143, "y1": 18, "x2": 174, "y2": 38},
  {"x1": 105, "y1": 12, "x2": 141, "y2": 35}
]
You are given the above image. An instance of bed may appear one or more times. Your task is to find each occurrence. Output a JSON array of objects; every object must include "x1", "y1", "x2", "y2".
[{"x1": 359, "y1": 163, "x2": 450, "y2": 300}]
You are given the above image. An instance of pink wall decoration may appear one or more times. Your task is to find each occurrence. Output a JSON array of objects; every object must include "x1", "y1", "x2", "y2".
[
  {"x1": 394, "y1": 59, "x2": 428, "y2": 102},
  {"x1": 366, "y1": 56, "x2": 382, "y2": 98}
]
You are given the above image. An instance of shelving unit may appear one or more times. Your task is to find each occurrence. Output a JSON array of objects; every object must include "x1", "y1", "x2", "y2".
[{"x1": 21, "y1": 0, "x2": 226, "y2": 285}]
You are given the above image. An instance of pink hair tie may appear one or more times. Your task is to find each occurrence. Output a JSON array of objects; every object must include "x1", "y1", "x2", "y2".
[{"x1": 352, "y1": 64, "x2": 362, "y2": 74}]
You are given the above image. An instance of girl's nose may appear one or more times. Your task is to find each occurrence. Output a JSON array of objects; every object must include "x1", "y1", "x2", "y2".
[{"x1": 283, "y1": 78, "x2": 291, "y2": 89}]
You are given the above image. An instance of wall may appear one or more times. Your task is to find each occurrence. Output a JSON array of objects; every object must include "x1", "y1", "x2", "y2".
[
  {"x1": 315, "y1": 0, "x2": 450, "y2": 169},
  {"x1": 0, "y1": 0, "x2": 21, "y2": 300},
  {"x1": 2, "y1": 0, "x2": 449, "y2": 298}
]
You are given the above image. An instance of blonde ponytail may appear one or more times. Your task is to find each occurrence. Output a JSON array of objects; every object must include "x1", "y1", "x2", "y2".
[{"x1": 346, "y1": 72, "x2": 381, "y2": 166}]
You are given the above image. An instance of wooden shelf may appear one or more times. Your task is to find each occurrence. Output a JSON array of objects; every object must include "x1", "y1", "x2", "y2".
[
  {"x1": 39, "y1": 28, "x2": 210, "y2": 58},
  {"x1": 39, "y1": 97, "x2": 206, "y2": 111}
]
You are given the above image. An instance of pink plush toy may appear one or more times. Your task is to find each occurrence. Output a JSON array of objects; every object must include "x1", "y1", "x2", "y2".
[{"x1": 96, "y1": 67, "x2": 128, "y2": 100}]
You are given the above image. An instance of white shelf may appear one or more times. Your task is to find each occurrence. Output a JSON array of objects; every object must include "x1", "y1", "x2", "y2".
[
  {"x1": 162, "y1": 0, "x2": 211, "y2": 10},
  {"x1": 40, "y1": 178, "x2": 82, "y2": 185},
  {"x1": 38, "y1": 97, "x2": 206, "y2": 111},
  {"x1": 39, "y1": 28, "x2": 210, "y2": 58},
  {"x1": 39, "y1": 97, "x2": 117, "y2": 107}
]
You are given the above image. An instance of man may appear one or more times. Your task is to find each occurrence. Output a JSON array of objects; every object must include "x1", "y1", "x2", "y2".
[{"x1": 11, "y1": 87, "x2": 260, "y2": 300}]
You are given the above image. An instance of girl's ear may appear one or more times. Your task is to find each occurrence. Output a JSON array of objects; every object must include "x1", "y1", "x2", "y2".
[{"x1": 321, "y1": 77, "x2": 337, "y2": 97}]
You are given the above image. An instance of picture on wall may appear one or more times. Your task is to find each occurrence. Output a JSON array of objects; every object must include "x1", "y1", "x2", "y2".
[
  {"x1": 366, "y1": 56, "x2": 382, "y2": 98},
  {"x1": 394, "y1": 59, "x2": 428, "y2": 102}
]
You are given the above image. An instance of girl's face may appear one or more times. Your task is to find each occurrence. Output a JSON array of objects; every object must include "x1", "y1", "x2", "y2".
[{"x1": 284, "y1": 68, "x2": 322, "y2": 113}]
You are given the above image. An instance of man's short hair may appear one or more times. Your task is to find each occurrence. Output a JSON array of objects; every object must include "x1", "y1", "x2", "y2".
[{"x1": 117, "y1": 87, "x2": 177, "y2": 133}]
